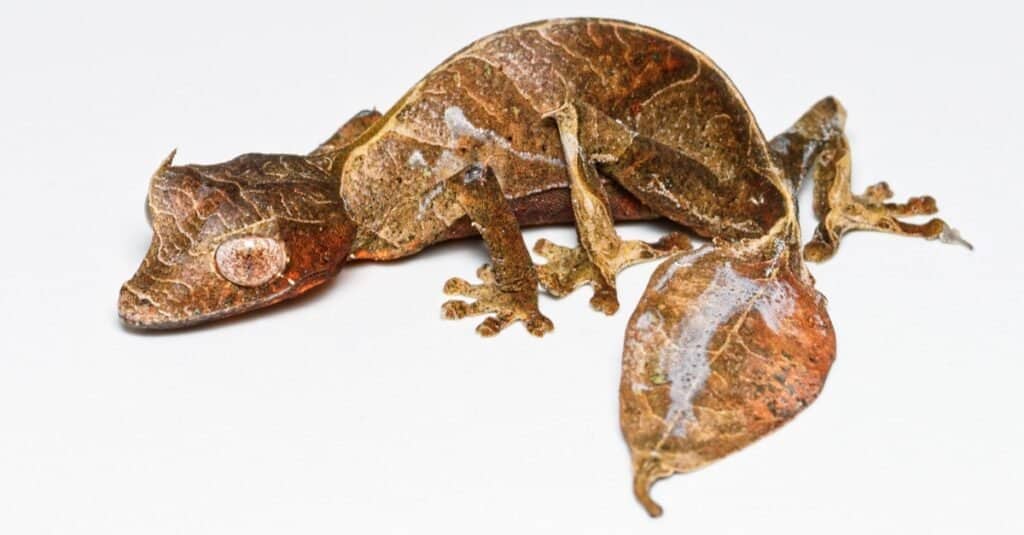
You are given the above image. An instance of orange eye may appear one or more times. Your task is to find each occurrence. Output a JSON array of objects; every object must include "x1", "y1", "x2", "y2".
[{"x1": 214, "y1": 237, "x2": 289, "y2": 287}]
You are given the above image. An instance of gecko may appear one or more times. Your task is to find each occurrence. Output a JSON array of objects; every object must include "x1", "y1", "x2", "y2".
[{"x1": 118, "y1": 18, "x2": 968, "y2": 516}]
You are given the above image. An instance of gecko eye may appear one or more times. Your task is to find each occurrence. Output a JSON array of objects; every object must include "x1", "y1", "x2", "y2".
[{"x1": 214, "y1": 236, "x2": 289, "y2": 287}]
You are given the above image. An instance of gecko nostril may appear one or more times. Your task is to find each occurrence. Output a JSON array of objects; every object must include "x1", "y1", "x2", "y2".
[{"x1": 118, "y1": 284, "x2": 163, "y2": 327}]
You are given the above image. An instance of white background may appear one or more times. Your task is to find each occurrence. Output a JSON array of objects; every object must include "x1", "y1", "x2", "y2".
[{"x1": 1, "y1": 1, "x2": 1021, "y2": 533}]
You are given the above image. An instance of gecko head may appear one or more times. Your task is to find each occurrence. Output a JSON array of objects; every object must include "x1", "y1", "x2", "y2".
[{"x1": 118, "y1": 151, "x2": 358, "y2": 329}]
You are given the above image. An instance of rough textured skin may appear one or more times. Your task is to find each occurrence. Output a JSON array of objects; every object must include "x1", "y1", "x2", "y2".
[
  {"x1": 118, "y1": 18, "x2": 968, "y2": 518},
  {"x1": 335, "y1": 18, "x2": 785, "y2": 260},
  {"x1": 620, "y1": 236, "x2": 835, "y2": 517},
  {"x1": 119, "y1": 152, "x2": 357, "y2": 328},
  {"x1": 439, "y1": 165, "x2": 554, "y2": 337}
]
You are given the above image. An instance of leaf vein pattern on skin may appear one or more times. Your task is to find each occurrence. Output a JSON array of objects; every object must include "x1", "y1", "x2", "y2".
[
  {"x1": 443, "y1": 106, "x2": 565, "y2": 167},
  {"x1": 535, "y1": 27, "x2": 606, "y2": 87},
  {"x1": 637, "y1": 57, "x2": 702, "y2": 113},
  {"x1": 458, "y1": 53, "x2": 541, "y2": 113},
  {"x1": 657, "y1": 263, "x2": 762, "y2": 442}
]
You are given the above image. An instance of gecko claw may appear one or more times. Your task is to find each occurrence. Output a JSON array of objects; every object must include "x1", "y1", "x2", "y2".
[{"x1": 440, "y1": 265, "x2": 553, "y2": 337}]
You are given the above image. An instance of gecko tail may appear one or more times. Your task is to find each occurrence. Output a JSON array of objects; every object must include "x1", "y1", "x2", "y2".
[{"x1": 633, "y1": 455, "x2": 670, "y2": 517}]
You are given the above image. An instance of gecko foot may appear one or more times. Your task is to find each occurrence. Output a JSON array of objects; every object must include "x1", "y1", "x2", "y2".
[
  {"x1": 441, "y1": 264, "x2": 554, "y2": 337},
  {"x1": 805, "y1": 179, "x2": 972, "y2": 262},
  {"x1": 534, "y1": 232, "x2": 692, "y2": 315}
]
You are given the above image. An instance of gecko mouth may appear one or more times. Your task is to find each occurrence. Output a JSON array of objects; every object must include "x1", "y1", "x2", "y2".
[
  {"x1": 117, "y1": 233, "x2": 351, "y2": 330},
  {"x1": 118, "y1": 266, "x2": 336, "y2": 329},
  {"x1": 117, "y1": 259, "x2": 344, "y2": 327},
  {"x1": 118, "y1": 152, "x2": 357, "y2": 329}
]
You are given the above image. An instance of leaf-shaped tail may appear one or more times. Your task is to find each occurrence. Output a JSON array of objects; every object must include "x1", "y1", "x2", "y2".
[{"x1": 620, "y1": 238, "x2": 836, "y2": 516}]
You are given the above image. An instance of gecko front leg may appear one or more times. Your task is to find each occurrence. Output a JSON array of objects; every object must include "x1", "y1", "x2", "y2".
[
  {"x1": 440, "y1": 165, "x2": 554, "y2": 337},
  {"x1": 537, "y1": 103, "x2": 692, "y2": 314}
]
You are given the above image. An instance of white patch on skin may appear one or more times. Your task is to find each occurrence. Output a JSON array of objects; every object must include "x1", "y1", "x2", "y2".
[
  {"x1": 660, "y1": 262, "x2": 762, "y2": 438},
  {"x1": 443, "y1": 106, "x2": 564, "y2": 167},
  {"x1": 408, "y1": 149, "x2": 471, "y2": 222},
  {"x1": 636, "y1": 171, "x2": 683, "y2": 210},
  {"x1": 632, "y1": 383, "x2": 652, "y2": 393},
  {"x1": 417, "y1": 149, "x2": 466, "y2": 181},
  {"x1": 411, "y1": 148, "x2": 465, "y2": 179},
  {"x1": 634, "y1": 310, "x2": 659, "y2": 331},
  {"x1": 754, "y1": 279, "x2": 795, "y2": 333},
  {"x1": 407, "y1": 150, "x2": 428, "y2": 168},
  {"x1": 417, "y1": 182, "x2": 445, "y2": 215}
]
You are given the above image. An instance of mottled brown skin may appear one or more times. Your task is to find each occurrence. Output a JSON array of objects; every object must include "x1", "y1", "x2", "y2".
[
  {"x1": 119, "y1": 151, "x2": 357, "y2": 328},
  {"x1": 621, "y1": 232, "x2": 835, "y2": 517},
  {"x1": 118, "y1": 18, "x2": 968, "y2": 517}
]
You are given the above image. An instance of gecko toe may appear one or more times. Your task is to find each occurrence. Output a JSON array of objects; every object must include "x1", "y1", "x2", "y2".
[
  {"x1": 443, "y1": 277, "x2": 475, "y2": 296},
  {"x1": 441, "y1": 263, "x2": 551, "y2": 337},
  {"x1": 441, "y1": 299, "x2": 474, "y2": 319},
  {"x1": 475, "y1": 264, "x2": 496, "y2": 283},
  {"x1": 476, "y1": 315, "x2": 511, "y2": 337},
  {"x1": 525, "y1": 313, "x2": 555, "y2": 337},
  {"x1": 590, "y1": 287, "x2": 620, "y2": 315}
]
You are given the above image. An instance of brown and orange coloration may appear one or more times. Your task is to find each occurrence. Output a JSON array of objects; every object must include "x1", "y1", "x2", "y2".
[
  {"x1": 119, "y1": 18, "x2": 968, "y2": 516},
  {"x1": 621, "y1": 232, "x2": 836, "y2": 516}
]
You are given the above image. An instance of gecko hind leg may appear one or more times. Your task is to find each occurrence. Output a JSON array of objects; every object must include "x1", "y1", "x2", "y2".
[
  {"x1": 440, "y1": 165, "x2": 554, "y2": 337},
  {"x1": 537, "y1": 103, "x2": 692, "y2": 315},
  {"x1": 534, "y1": 233, "x2": 691, "y2": 314},
  {"x1": 770, "y1": 96, "x2": 971, "y2": 262}
]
